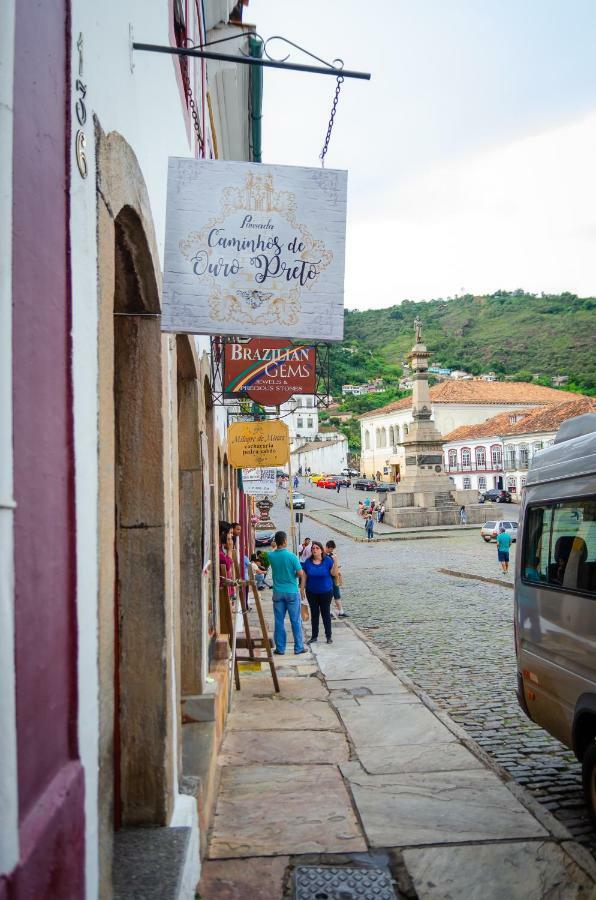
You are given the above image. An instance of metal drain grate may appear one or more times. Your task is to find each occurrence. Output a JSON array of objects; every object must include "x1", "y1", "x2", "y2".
[{"x1": 294, "y1": 865, "x2": 396, "y2": 900}]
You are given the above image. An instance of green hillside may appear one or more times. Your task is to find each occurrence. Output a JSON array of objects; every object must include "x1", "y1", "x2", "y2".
[{"x1": 328, "y1": 291, "x2": 596, "y2": 397}]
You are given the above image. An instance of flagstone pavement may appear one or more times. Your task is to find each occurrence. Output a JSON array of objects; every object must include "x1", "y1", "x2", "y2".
[{"x1": 198, "y1": 619, "x2": 596, "y2": 900}]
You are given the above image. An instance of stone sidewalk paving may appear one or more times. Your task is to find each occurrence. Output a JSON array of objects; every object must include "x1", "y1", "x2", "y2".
[{"x1": 198, "y1": 620, "x2": 596, "y2": 899}]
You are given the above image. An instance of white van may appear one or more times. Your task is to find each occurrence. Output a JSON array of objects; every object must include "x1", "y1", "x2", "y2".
[{"x1": 514, "y1": 413, "x2": 596, "y2": 821}]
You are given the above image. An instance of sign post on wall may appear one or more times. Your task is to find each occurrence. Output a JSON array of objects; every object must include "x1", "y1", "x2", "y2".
[{"x1": 163, "y1": 159, "x2": 347, "y2": 340}]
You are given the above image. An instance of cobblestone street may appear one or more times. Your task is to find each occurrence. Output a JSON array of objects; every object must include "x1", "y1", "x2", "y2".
[{"x1": 274, "y1": 486, "x2": 596, "y2": 858}]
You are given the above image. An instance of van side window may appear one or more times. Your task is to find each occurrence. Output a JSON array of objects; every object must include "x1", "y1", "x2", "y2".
[
  {"x1": 550, "y1": 500, "x2": 596, "y2": 593},
  {"x1": 522, "y1": 499, "x2": 596, "y2": 595},
  {"x1": 523, "y1": 506, "x2": 552, "y2": 583}
]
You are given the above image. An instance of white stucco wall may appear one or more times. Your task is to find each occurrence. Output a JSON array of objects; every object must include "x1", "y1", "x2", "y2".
[
  {"x1": 0, "y1": 0, "x2": 19, "y2": 876},
  {"x1": 292, "y1": 439, "x2": 348, "y2": 475},
  {"x1": 280, "y1": 395, "x2": 319, "y2": 448}
]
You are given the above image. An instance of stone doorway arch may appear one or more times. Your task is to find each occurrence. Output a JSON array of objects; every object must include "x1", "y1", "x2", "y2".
[{"x1": 96, "y1": 127, "x2": 174, "y2": 894}]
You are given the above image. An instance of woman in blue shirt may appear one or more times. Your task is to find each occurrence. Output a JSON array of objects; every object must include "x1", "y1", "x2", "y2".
[{"x1": 301, "y1": 541, "x2": 338, "y2": 644}]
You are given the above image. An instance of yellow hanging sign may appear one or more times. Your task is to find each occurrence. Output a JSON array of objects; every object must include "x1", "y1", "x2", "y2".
[{"x1": 228, "y1": 420, "x2": 290, "y2": 468}]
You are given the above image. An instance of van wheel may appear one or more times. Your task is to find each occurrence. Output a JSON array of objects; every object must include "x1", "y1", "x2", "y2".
[{"x1": 581, "y1": 740, "x2": 596, "y2": 825}]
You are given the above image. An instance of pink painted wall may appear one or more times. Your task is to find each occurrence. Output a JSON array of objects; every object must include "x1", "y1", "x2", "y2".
[{"x1": 9, "y1": 0, "x2": 85, "y2": 895}]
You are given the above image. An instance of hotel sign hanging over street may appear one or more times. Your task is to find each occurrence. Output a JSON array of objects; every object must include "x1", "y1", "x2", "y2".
[
  {"x1": 223, "y1": 338, "x2": 316, "y2": 406},
  {"x1": 162, "y1": 159, "x2": 347, "y2": 340}
]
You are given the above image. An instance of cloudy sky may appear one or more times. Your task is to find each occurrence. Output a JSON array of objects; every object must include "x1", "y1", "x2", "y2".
[{"x1": 249, "y1": 0, "x2": 596, "y2": 308}]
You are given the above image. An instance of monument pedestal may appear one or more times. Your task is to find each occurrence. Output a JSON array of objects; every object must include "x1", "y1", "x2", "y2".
[{"x1": 383, "y1": 329, "x2": 486, "y2": 529}]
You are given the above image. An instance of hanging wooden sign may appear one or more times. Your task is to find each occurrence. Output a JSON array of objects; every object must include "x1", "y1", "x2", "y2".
[
  {"x1": 228, "y1": 420, "x2": 289, "y2": 468},
  {"x1": 224, "y1": 338, "x2": 316, "y2": 405},
  {"x1": 162, "y1": 159, "x2": 347, "y2": 340}
]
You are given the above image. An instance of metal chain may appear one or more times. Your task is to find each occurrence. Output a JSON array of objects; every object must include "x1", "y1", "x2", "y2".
[
  {"x1": 319, "y1": 74, "x2": 344, "y2": 167},
  {"x1": 186, "y1": 81, "x2": 205, "y2": 153}
]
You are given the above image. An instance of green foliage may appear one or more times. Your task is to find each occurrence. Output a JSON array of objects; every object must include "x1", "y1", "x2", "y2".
[
  {"x1": 330, "y1": 292, "x2": 595, "y2": 398},
  {"x1": 336, "y1": 417, "x2": 362, "y2": 455},
  {"x1": 338, "y1": 388, "x2": 407, "y2": 415}
]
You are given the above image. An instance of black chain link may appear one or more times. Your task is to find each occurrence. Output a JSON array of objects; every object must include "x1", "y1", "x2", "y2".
[
  {"x1": 186, "y1": 82, "x2": 205, "y2": 152},
  {"x1": 319, "y1": 74, "x2": 344, "y2": 167}
]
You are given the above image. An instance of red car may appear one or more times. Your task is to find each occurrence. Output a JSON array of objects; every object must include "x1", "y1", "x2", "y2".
[{"x1": 316, "y1": 477, "x2": 338, "y2": 489}]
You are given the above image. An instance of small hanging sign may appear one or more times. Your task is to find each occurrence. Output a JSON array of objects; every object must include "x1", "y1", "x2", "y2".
[
  {"x1": 162, "y1": 159, "x2": 347, "y2": 340},
  {"x1": 242, "y1": 467, "x2": 278, "y2": 497}
]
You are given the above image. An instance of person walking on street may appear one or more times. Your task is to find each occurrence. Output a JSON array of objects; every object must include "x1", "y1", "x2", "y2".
[
  {"x1": 267, "y1": 531, "x2": 308, "y2": 655},
  {"x1": 496, "y1": 526, "x2": 511, "y2": 574},
  {"x1": 326, "y1": 540, "x2": 349, "y2": 618},
  {"x1": 301, "y1": 541, "x2": 338, "y2": 644},
  {"x1": 336, "y1": 479, "x2": 341, "y2": 493},
  {"x1": 299, "y1": 537, "x2": 312, "y2": 562},
  {"x1": 377, "y1": 502, "x2": 385, "y2": 524},
  {"x1": 365, "y1": 512, "x2": 374, "y2": 541},
  {"x1": 293, "y1": 474, "x2": 299, "y2": 490},
  {"x1": 459, "y1": 505, "x2": 467, "y2": 525}
]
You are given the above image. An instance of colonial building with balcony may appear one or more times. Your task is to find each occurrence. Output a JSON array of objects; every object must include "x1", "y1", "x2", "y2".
[
  {"x1": 359, "y1": 380, "x2": 578, "y2": 482},
  {"x1": 500, "y1": 396, "x2": 596, "y2": 497},
  {"x1": 442, "y1": 396, "x2": 596, "y2": 498},
  {"x1": 443, "y1": 410, "x2": 537, "y2": 493}
]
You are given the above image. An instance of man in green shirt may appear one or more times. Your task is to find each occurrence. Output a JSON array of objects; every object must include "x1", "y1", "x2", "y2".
[
  {"x1": 267, "y1": 531, "x2": 307, "y2": 655},
  {"x1": 497, "y1": 526, "x2": 512, "y2": 574}
]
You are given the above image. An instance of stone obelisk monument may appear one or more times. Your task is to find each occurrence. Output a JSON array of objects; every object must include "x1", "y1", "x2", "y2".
[{"x1": 385, "y1": 318, "x2": 484, "y2": 527}]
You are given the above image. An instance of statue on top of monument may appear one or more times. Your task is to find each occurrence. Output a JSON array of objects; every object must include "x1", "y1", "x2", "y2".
[{"x1": 414, "y1": 315, "x2": 423, "y2": 344}]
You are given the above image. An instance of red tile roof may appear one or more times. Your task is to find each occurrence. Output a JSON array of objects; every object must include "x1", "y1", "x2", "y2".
[
  {"x1": 359, "y1": 380, "x2": 583, "y2": 420},
  {"x1": 444, "y1": 409, "x2": 539, "y2": 442},
  {"x1": 443, "y1": 396, "x2": 596, "y2": 442},
  {"x1": 501, "y1": 396, "x2": 596, "y2": 436}
]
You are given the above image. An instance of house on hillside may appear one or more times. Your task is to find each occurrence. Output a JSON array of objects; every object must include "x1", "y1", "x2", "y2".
[
  {"x1": 501, "y1": 397, "x2": 596, "y2": 496},
  {"x1": 359, "y1": 381, "x2": 583, "y2": 482}
]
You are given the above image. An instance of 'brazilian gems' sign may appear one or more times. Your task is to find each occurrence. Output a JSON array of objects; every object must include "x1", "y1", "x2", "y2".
[{"x1": 162, "y1": 159, "x2": 347, "y2": 341}]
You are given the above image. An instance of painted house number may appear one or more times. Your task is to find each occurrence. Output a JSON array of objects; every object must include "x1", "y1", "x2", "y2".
[{"x1": 75, "y1": 33, "x2": 88, "y2": 179}]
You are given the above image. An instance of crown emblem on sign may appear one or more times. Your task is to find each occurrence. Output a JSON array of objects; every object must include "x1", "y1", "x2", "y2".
[{"x1": 220, "y1": 173, "x2": 296, "y2": 217}]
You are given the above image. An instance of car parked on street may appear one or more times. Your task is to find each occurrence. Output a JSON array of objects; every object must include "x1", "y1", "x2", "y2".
[
  {"x1": 342, "y1": 467, "x2": 360, "y2": 477},
  {"x1": 376, "y1": 482, "x2": 397, "y2": 493},
  {"x1": 479, "y1": 488, "x2": 513, "y2": 503},
  {"x1": 285, "y1": 492, "x2": 305, "y2": 509},
  {"x1": 254, "y1": 529, "x2": 275, "y2": 548},
  {"x1": 354, "y1": 478, "x2": 378, "y2": 491},
  {"x1": 308, "y1": 472, "x2": 323, "y2": 483},
  {"x1": 331, "y1": 474, "x2": 352, "y2": 487},
  {"x1": 480, "y1": 519, "x2": 518, "y2": 542},
  {"x1": 316, "y1": 476, "x2": 338, "y2": 489}
]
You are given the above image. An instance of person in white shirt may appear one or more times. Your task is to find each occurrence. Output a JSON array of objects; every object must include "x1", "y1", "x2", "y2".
[{"x1": 299, "y1": 537, "x2": 312, "y2": 562}]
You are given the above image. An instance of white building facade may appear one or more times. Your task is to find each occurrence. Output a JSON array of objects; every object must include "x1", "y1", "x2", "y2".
[
  {"x1": 292, "y1": 437, "x2": 349, "y2": 476},
  {"x1": 360, "y1": 382, "x2": 580, "y2": 482},
  {"x1": 279, "y1": 394, "x2": 319, "y2": 448}
]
